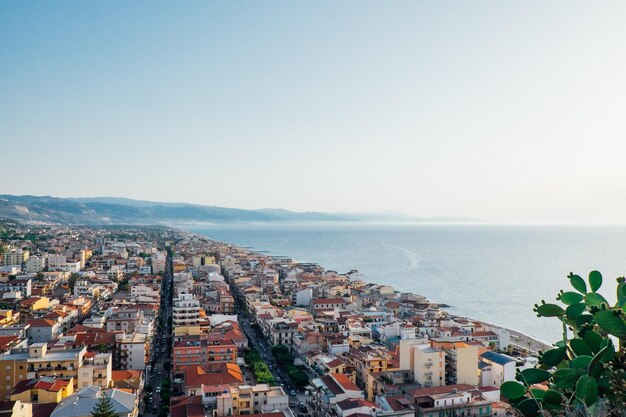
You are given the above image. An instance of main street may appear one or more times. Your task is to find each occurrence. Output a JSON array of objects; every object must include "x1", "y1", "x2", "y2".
[
  {"x1": 234, "y1": 296, "x2": 312, "y2": 414},
  {"x1": 144, "y1": 248, "x2": 174, "y2": 416}
]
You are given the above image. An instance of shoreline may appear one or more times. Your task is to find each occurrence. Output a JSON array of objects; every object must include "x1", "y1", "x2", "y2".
[
  {"x1": 481, "y1": 321, "x2": 553, "y2": 355},
  {"x1": 186, "y1": 228, "x2": 553, "y2": 356}
]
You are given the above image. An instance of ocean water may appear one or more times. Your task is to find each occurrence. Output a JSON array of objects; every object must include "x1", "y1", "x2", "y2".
[{"x1": 184, "y1": 223, "x2": 626, "y2": 344}]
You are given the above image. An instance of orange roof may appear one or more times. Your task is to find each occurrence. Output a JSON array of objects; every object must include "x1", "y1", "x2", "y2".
[
  {"x1": 0, "y1": 336, "x2": 18, "y2": 349},
  {"x1": 332, "y1": 373, "x2": 361, "y2": 392},
  {"x1": 27, "y1": 318, "x2": 57, "y2": 328},
  {"x1": 184, "y1": 364, "x2": 243, "y2": 388},
  {"x1": 12, "y1": 378, "x2": 70, "y2": 394},
  {"x1": 111, "y1": 370, "x2": 143, "y2": 381}
]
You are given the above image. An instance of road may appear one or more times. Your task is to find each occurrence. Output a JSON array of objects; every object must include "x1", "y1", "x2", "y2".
[
  {"x1": 234, "y1": 301, "x2": 312, "y2": 414},
  {"x1": 143, "y1": 248, "x2": 174, "y2": 416}
]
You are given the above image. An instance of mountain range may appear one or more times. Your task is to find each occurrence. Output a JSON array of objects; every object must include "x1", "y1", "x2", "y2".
[{"x1": 0, "y1": 195, "x2": 476, "y2": 225}]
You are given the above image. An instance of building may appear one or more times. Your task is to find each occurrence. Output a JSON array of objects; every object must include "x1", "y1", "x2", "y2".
[
  {"x1": 117, "y1": 333, "x2": 148, "y2": 370},
  {"x1": 184, "y1": 363, "x2": 244, "y2": 396},
  {"x1": 50, "y1": 386, "x2": 138, "y2": 417},
  {"x1": 77, "y1": 353, "x2": 113, "y2": 389},
  {"x1": 173, "y1": 294, "x2": 201, "y2": 326},
  {"x1": 214, "y1": 384, "x2": 289, "y2": 416},
  {"x1": 311, "y1": 374, "x2": 364, "y2": 417},
  {"x1": 294, "y1": 288, "x2": 313, "y2": 307},
  {"x1": 27, "y1": 318, "x2": 61, "y2": 343},
  {"x1": 334, "y1": 398, "x2": 381, "y2": 417},
  {"x1": 111, "y1": 370, "x2": 144, "y2": 394},
  {"x1": 10, "y1": 376, "x2": 73, "y2": 404},
  {"x1": 2, "y1": 248, "x2": 29, "y2": 267},
  {"x1": 0, "y1": 343, "x2": 86, "y2": 400},
  {"x1": 411, "y1": 385, "x2": 494, "y2": 417},
  {"x1": 106, "y1": 308, "x2": 143, "y2": 333},
  {"x1": 398, "y1": 341, "x2": 446, "y2": 387},
  {"x1": 267, "y1": 319, "x2": 298, "y2": 346},
  {"x1": 173, "y1": 337, "x2": 237, "y2": 375},
  {"x1": 151, "y1": 252, "x2": 166, "y2": 274},
  {"x1": 310, "y1": 298, "x2": 346, "y2": 315},
  {"x1": 479, "y1": 351, "x2": 516, "y2": 388},
  {"x1": 0, "y1": 277, "x2": 32, "y2": 297},
  {"x1": 19, "y1": 297, "x2": 49, "y2": 319},
  {"x1": 444, "y1": 343, "x2": 479, "y2": 385}
]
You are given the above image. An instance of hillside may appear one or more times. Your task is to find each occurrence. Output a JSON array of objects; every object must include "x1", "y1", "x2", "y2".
[{"x1": 0, "y1": 195, "x2": 464, "y2": 225}]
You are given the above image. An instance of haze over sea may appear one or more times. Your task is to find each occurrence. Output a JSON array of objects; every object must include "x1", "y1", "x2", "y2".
[{"x1": 186, "y1": 224, "x2": 624, "y2": 344}]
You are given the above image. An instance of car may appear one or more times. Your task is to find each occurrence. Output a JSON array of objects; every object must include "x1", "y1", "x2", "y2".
[
  {"x1": 289, "y1": 401, "x2": 297, "y2": 407},
  {"x1": 156, "y1": 387, "x2": 161, "y2": 393},
  {"x1": 290, "y1": 390, "x2": 296, "y2": 396}
]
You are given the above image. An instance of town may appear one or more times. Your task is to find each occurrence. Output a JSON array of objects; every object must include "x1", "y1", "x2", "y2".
[{"x1": 0, "y1": 219, "x2": 539, "y2": 417}]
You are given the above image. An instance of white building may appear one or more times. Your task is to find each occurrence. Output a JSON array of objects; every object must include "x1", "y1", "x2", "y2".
[
  {"x1": 172, "y1": 293, "x2": 200, "y2": 326},
  {"x1": 479, "y1": 351, "x2": 516, "y2": 387},
  {"x1": 294, "y1": 288, "x2": 313, "y2": 307},
  {"x1": 25, "y1": 256, "x2": 46, "y2": 273},
  {"x1": 118, "y1": 333, "x2": 148, "y2": 370},
  {"x1": 77, "y1": 353, "x2": 113, "y2": 389}
]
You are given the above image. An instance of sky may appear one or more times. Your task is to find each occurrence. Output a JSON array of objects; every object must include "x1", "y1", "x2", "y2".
[{"x1": 1, "y1": 1, "x2": 626, "y2": 224}]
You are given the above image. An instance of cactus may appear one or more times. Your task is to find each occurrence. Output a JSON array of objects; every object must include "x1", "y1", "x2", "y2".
[{"x1": 505, "y1": 271, "x2": 626, "y2": 416}]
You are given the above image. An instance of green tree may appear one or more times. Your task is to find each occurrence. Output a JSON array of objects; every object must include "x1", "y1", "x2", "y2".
[{"x1": 92, "y1": 392, "x2": 118, "y2": 417}]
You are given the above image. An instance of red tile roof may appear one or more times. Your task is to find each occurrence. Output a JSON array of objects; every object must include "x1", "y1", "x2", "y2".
[
  {"x1": 184, "y1": 364, "x2": 243, "y2": 388},
  {"x1": 332, "y1": 373, "x2": 361, "y2": 392},
  {"x1": 12, "y1": 378, "x2": 70, "y2": 395}
]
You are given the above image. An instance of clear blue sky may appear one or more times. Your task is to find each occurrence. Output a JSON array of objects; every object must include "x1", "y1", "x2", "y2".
[{"x1": 2, "y1": 2, "x2": 626, "y2": 223}]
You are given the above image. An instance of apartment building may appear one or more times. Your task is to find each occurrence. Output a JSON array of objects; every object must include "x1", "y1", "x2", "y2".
[
  {"x1": 117, "y1": 333, "x2": 148, "y2": 370},
  {"x1": 10, "y1": 376, "x2": 73, "y2": 404},
  {"x1": 2, "y1": 248, "x2": 29, "y2": 267},
  {"x1": 311, "y1": 374, "x2": 364, "y2": 417},
  {"x1": 173, "y1": 293, "x2": 201, "y2": 326},
  {"x1": 0, "y1": 277, "x2": 32, "y2": 298},
  {"x1": 0, "y1": 343, "x2": 86, "y2": 400},
  {"x1": 24, "y1": 255, "x2": 48, "y2": 274},
  {"x1": 267, "y1": 319, "x2": 298, "y2": 346},
  {"x1": 173, "y1": 337, "x2": 237, "y2": 374},
  {"x1": 214, "y1": 384, "x2": 289, "y2": 417},
  {"x1": 151, "y1": 252, "x2": 166, "y2": 274},
  {"x1": 77, "y1": 352, "x2": 113, "y2": 389},
  {"x1": 106, "y1": 308, "x2": 143, "y2": 333}
]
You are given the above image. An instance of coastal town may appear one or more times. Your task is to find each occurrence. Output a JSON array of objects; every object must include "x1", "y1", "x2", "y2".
[{"x1": 0, "y1": 219, "x2": 544, "y2": 417}]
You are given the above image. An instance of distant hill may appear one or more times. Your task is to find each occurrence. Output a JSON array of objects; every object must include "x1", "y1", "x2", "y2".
[{"x1": 0, "y1": 195, "x2": 477, "y2": 225}]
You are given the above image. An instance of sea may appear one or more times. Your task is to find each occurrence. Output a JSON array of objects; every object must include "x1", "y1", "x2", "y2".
[{"x1": 184, "y1": 223, "x2": 625, "y2": 344}]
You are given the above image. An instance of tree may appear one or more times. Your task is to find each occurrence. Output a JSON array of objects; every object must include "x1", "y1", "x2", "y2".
[{"x1": 92, "y1": 392, "x2": 118, "y2": 417}]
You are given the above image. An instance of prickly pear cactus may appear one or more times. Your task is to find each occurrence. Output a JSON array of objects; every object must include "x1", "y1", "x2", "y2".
[{"x1": 500, "y1": 271, "x2": 625, "y2": 416}]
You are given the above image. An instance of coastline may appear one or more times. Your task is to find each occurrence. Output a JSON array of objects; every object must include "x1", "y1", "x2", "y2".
[
  {"x1": 186, "y1": 229, "x2": 553, "y2": 356},
  {"x1": 481, "y1": 321, "x2": 553, "y2": 355}
]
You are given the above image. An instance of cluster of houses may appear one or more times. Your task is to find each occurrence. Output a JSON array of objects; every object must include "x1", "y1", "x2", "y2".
[
  {"x1": 0, "y1": 223, "x2": 177, "y2": 417},
  {"x1": 160, "y1": 232, "x2": 525, "y2": 417}
]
